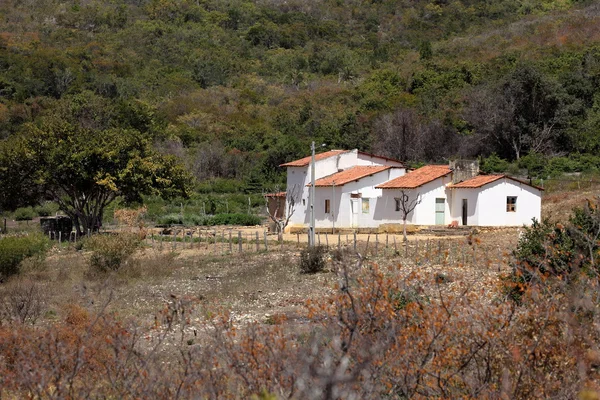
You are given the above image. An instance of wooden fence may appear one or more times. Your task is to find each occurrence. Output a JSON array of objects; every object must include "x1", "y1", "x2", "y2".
[{"x1": 145, "y1": 230, "x2": 512, "y2": 268}]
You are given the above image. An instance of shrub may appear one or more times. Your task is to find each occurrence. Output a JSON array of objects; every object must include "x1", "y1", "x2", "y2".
[
  {"x1": 0, "y1": 280, "x2": 46, "y2": 324},
  {"x1": 207, "y1": 213, "x2": 262, "y2": 226},
  {"x1": 14, "y1": 207, "x2": 36, "y2": 221},
  {"x1": 506, "y1": 197, "x2": 600, "y2": 301},
  {"x1": 299, "y1": 245, "x2": 327, "y2": 274},
  {"x1": 0, "y1": 234, "x2": 51, "y2": 279},
  {"x1": 34, "y1": 202, "x2": 59, "y2": 217},
  {"x1": 85, "y1": 233, "x2": 141, "y2": 272}
]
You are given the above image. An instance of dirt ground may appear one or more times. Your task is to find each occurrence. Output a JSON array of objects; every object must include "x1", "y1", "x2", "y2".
[{"x1": 3, "y1": 185, "x2": 588, "y2": 341}]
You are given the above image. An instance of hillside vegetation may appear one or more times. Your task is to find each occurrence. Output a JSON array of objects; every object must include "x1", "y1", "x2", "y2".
[{"x1": 1, "y1": 0, "x2": 600, "y2": 209}]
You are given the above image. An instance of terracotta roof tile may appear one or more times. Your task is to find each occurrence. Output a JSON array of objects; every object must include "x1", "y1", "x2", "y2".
[
  {"x1": 280, "y1": 150, "x2": 348, "y2": 167},
  {"x1": 449, "y1": 175, "x2": 504, "y2": 188},
  {"x1": 450, "y1": 175, "x2": 544, "y2": 190},
  {"x1": 309, "y1": 166, "x2": 392, "y2": 187},
  {"x1": 264, "y1": 191, "x2": 286, "y2": 197},
  {"x1": 376, "y1": 165, "x2": 452, "y2": 189}
]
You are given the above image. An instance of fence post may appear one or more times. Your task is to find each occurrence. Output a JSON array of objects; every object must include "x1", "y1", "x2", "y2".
[
  {"x1": 325, "y1": 233, "x2": 329, "y2": 248},
  {"x1": 160, "y1": 233, "x2": 163, "y2": 250},
  {"x1": 365, "y1": 234, "x2": 370, "y2": 256},
  {"x1": 426, "y1": 239, "x2": 430, "y2": 263},
  {"x1": 353, "y1": 232, "x2": 357, "y2": 252},
  {"x1": 58, "y1": 231, "x2": 61, "y2": 244},
  {"x1": 338, "y1": 232, "x2": 341, "y2": 249},
  {"x1": 415, "y1": 239, "x2": 419, "y2": 264},
  {"x1": 238, "y1": 231, "x2": 243, "y2": 253},
  {"x1": 214, "y1": 231, "x2": 217, "y2": 255},
  {"x1": 256, "y1": 231, "x2": 259, "y2": 252},
  {"x1": 297, "y1": 233, "x2": 300, "y2": 246},
  {"x1": 437, "y1": 240, "x2": 442, "y2": 264},
  {"x1": 229, "y1": 231, "x2": 233, "y2": 253},
  {"x1": 375, "y1": 233, "x2": 378, "y2": 257},
  {"x1": 173, "y1": 231, "x2": 176, "y2": 250},
  {"x1": 221, "y1": 231, "x2": 225, "y2": 255},
  {"x1": 264, "y1": 231, "x2": 268, "y2": 251},
  {"x1": 386, "y1": 233, "x2": 389, "y2": 251},
  {"x1": 317, "y1": 233, "x2": 321, "y2": 246}
]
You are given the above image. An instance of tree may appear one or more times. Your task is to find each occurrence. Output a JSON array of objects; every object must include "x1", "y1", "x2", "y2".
[
  {"x1": 5, "y1": 119, "x2": 191, "y2": 236},
  {"x1": 264, "y1": 184, "x2": 301, "y2": 241},
  {"x1": 396, "y1": 190, "x2": 421, "y2": 242}
]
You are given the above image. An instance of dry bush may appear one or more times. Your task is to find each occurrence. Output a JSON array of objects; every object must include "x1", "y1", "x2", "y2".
[
  {"x1": 0, "y1": 279, "x2": 46, "y2": 325},
  {"x1": 0, "y1": 256, "x2": 599, "y2": 398},
  {"x1": 85, "y1": 233, "x2": 141, "y2": 272},
  {"x1": 117, "y1": 251, "x2": 180, "y2": 280}
]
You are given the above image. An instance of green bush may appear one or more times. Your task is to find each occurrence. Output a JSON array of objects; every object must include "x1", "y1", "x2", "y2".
[
  {"x1": 156, "y1": 213, "x2": 185, "y2": 225},
  {"x1": 85, "y1": 233, "x2": 141, "y2": 272},
  {"x1": 207, "y1": 213, "x2": 262, "y2": 226},
  {"x1": 506, "y1": 197, "x2": 600, "y2": 302},
  {"x1": 0, "y1": 233, "x2": 51, "y2": 279},
  {"x1": 299, "y1": 246, "x2": 327, "y2": 274},
  {"x1": 34, "y1": 202, "x2": 59, "y2": 217},
  {"x1": 480, "y1": 153, "x2": 510, "y2": 174},
  {"x1": 14, "y1": 207, "x2": 36, "y2": 221}
]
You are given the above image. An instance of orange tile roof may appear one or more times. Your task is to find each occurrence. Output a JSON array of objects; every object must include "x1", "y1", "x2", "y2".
[
  {"x1": 309, "y1": 166, "x2": 392, "y2": 187},
  {"x1": 449, "y1": 175, "x2": 504, "y2": 188},
  {"x1": 376, "y1": 165, "x2": 452, "y2": 189},
  {"x1": 263, "y1": 191, "x2": 286, "y2": 197},
  {"x1": 450, "y1": 175, "x2": 544, "y2": 190},
  {"x1": 280, "y1": 150, "x2": 348, "y2": 167}
]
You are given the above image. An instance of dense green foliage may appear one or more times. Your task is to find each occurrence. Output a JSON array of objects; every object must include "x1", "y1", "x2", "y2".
[
  {"x1": 156, "y1": 212, "x2": 261, "y2": 226},
  {"x1": 1, "y1": 0, "x2": 600, "y2": 209},
  {"x1": 0, "y1": 234, "x2": 50, "y2": 278},
  {"x1": 507, "y1": 196, "x2": 600, "y2": 301}
]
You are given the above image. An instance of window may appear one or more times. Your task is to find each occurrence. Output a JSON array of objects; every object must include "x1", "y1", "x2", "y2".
[
  {"x1": 362, "y1": 198, "x2": 370, "y2": 214},
  {"x1": 507, "y1": 196, "x2": 517, "y2": 212},
  {"x1": 325, "y1": 199, "x2": 330, "y2": 214},
  {"x1": 394, "y1": 198, "x2": 401, "y2": 212}
]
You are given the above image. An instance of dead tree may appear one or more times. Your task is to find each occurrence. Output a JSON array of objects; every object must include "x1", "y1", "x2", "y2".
[
  {"x1": 397, "y1": 190, "x2": 421, "y2": 242},
  {"x1": 264, "y1": 184, "x2": 301, "y2": 241}
]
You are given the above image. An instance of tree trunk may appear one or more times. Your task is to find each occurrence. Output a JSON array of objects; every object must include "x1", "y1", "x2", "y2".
[{"x1": 403, "y1": 219, "x2": 408, "y2": 242}]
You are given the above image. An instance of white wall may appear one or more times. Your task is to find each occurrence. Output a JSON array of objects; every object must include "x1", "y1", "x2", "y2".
[
  {"x1": 374, "y1": 175, "x2": 453, "y2": 226},
  {"x1": 307, "y1": 168, "x2": 404, "y2": 229},
  {"x1": 449, "y1": 188, "x2": 480, "y2": 226},
  {"x1": 474, "y1": 179, "x2": 540, "y2": 226}
]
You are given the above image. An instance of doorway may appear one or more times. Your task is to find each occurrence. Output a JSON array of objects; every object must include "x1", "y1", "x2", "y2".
[
  {"x1": 435, "y1": 198, "x2": 445, "y2": 225},
  {"x1": 351, "y1": 199, "x2": 359, "y2": 228},
  {"x1": 462, "y1": 199, "x2": 468, "y2": 226}
]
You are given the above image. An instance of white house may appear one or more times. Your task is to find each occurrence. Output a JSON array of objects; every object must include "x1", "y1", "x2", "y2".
[
  {"x1": 375, "y1": 165, "x2": 454, "y2": 226},
  {"x1": 280, "y1": 149, "x2": 405, "y2": 231},
  {"x1": 278, "y1": 150, "x2": 542, "y2": 231},
  {"x1": 448, "y1": 175, "x2": 542, "y2": 227}
]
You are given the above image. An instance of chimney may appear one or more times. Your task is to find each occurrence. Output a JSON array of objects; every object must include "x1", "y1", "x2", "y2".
[{"x1": 449, "y1": 160, "x2": 479, "y2": 184}]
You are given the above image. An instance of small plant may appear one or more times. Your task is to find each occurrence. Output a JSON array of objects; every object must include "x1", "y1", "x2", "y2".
[
  {"x1": 207, "y1": 213, "x2": 262, "y2": 226},
  {"x1": 14, "y1": 207, "x2": 36, "y2": 221},
  {"x1": 299, "y1": 245, "x2": 327, "y2": 274},
  {"x1": 0, "y1": 233, "x2": 51, "y2": 279},
  {"x1": 0, "y1": 280, "x2": 46, "y2": 324},
  {"x1": 85, "y1": 233, "x2": 141, "y2": 272}
]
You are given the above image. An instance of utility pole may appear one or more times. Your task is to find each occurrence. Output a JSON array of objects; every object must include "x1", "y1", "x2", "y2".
[
  {"x1": 332, "y1": 180, "x2": 335, "y2": 234},
  {"x1": 309, "y1": 141, "x2": 316, "y2": 247}
]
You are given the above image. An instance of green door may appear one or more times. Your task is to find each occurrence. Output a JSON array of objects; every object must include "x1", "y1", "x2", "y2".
[{"x1": 435, "y1": 198, "x2": 445, "y2": 225}]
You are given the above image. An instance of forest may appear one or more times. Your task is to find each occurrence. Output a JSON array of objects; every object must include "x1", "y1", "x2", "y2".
[{"x1": 1, "y1": 0, "x2": 600, "y2": 212}]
